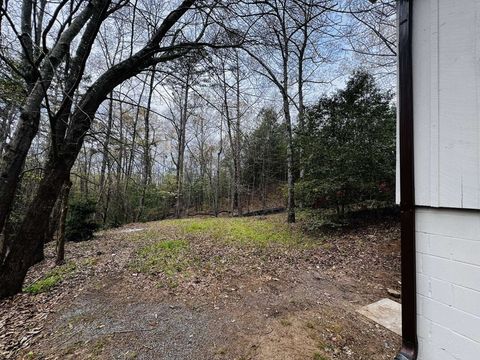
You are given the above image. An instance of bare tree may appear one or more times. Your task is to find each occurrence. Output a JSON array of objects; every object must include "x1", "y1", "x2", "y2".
[
  {"x1": 161, "y1": 51, "x2": 207, "y2": 218},
  {"x1": 137, "y1": 66, "x2": 156, "y2": 220},
  {"x1": 0, "y1": 0, "x2": 396, "y2": 299},
  {"x1": 344, "y1": 0, "x2": 397, "y2": 78},
  {"x1": 240, "y1": 1, "x2": 298, "y2": 222},
  {"x1": 0, "y1": 0, "x2": 236, "y2": 298},
  {"x1": 214, "y1": 52, "x2": 243, "y2": 215},
  {"x1": 0, "y1": 0, "x2": 111, "y2": 246}
]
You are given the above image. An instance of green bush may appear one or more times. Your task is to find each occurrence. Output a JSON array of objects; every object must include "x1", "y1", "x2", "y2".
[
  {"x1": 298, "y1": 209, "x2": 348, "y2": 232},
  {"x1": 297, "y1": 71, "x2": 396, "y2": 216},
  {"x1": 65, "y1": 199, "x2": 98, "y2": 242}
]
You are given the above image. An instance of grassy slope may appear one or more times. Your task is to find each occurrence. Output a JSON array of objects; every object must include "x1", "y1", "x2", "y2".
[
  {"x1": 128, "y1": 216, "x2": 318, "y2": 279},
  {"x1": 7, "y1": 214, "x2": 400, "y2": 360}
]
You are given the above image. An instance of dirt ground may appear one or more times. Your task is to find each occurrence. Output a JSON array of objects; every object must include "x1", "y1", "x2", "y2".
[{"x1": 0, "y1": 214, "x2": 401, "y2": 359}]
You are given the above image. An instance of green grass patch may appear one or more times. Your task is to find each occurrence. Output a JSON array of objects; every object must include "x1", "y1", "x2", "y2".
[
  {"x1": 24, "y1": 262, "x2": 77, "y2": 294},
  {"x1": 131, "y1": 239, "x2": 190, "y2": 276},
  {"x1": 280, "y1": 319, "x2": 292, "y2": 326},
  {"x1": 313, "y1": 353, "x2": 328, "y2": 360},
  {"x1": 124, "y1": 228, "x2": 159, "y2": 242},
  {"x1": 177, "y1": 217, "x2": 311, "y2": 247}
]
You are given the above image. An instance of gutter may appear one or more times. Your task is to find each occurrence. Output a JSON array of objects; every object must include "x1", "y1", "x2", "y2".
[{"x1": 395, "y1": 0, "x2": 418, "y2": 359}]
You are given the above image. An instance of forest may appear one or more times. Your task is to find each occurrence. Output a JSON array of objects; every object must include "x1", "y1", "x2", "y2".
[{"x1": 1, "y1": 1, "x2": 399, "y2": 358}]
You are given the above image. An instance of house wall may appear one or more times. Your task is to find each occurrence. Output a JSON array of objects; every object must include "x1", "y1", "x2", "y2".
[
  {"x1": 412, "y1": 0, "x2": 480, "y2": 209},
  {"x1": 416, "y1": 208, "x2": 480, "y2": 359},
  {"x1": 410, "y1": 1, "x2": 480, "y2": 359}
]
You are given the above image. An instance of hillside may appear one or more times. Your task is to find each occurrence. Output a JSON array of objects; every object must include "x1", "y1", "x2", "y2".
[{"x1": 1, "y1": 214, "x2": 401, "y2": 359}]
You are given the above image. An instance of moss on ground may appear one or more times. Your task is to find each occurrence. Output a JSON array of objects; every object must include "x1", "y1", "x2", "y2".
[
  {"x1": 131, "y1": 239, "x2": 190, "y2": 276},
  {"x1": 129, "y1": 215, "x2": 316, "y2": 280},
  {"x1": 24, "y1": 262, "x2": 77, "y2": 294},
  {"x1": 313, "y1": 353, "x2": 328, "y2": 360},
  {"x1": 175, "y1": 216, "x2": 312, "y2": 247}
]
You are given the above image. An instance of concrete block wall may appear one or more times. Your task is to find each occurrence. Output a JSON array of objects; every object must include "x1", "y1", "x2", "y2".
[{"x1": 416, "y1": 208, "x2": 480, "y2": 359}]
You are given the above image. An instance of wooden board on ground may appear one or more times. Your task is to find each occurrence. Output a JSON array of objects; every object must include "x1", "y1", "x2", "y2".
[{"x1": 357, "y1": 298, "x2": 401, "y2": 336}]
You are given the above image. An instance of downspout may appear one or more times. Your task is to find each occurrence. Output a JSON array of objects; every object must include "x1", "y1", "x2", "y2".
[{"x1": 395, "y1": 0, "x2": 418, "y2": 360}]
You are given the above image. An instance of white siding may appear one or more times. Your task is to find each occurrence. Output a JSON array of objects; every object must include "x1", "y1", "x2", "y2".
[
  {"x1": 412, "y1": 0, "x2": 480, "y2": 209},
  {"x1": 416, "y1": 208, "x2": 480, "y2": 360},
  {"x1": 405, "y1": 1, "x2": 480, "y2": 359}
]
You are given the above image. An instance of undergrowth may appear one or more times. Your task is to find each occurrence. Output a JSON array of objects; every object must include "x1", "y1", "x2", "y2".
[
  {"x1": 176, "y1": 216, "x2": 312, "y2": 247},
  {"x1": 24, "y1": 262, "x2": 77, "y2": 294},
  {"x1": 131, "y1": 239, "x2": 190, "y2": 276}
]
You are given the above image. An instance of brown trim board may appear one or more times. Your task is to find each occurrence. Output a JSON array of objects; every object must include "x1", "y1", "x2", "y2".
[{"x1": 395, "y1": 0, "x2": 417, "y2": 359}]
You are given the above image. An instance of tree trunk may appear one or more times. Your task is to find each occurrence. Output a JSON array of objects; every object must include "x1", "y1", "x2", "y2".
[
  {"x1": 45, "y1": 191, "x2": 63, "y2": 244},
  {"x1": 97, "y1": 95, "x2": 113, "y2": 223},
  {"x1": 221, "y1": 60, "x2": 241, "y2": 217},
  {"x1": 234, "y1": 51, "x2": 242, "y2": 215},
  {"x1": 80, "y1": 146, "x2": 88, "y2": 197},
  {"x1": 138, "y1": 66, "x2": 155, "y2": 221},
  {"x1": 175, "y1": 68, "x2": 190, "y2": 219},
  {"x1": 297, "y1": 22, "x2": 307, "y2": 184},
  {"x1": 102, "y1": 169, "x2": 113, "y2": 226},
  {"x1": 0, "y1": 0, "x2": 97, "y2": 240},
  {"x1": 175, "y1": 131, "x2": 186, "y2": 218},
  {"x1": 280, "y1": 20, "x2": 296, "y2": 224},
  {"x1": 99, "y1": 96, "x2": 113, "y2": 194},
  {"x1": 0, "y1": 0, "x2": 197, "y2": 299},
  {"x1": 215, "y1": 120, "x2": 223, "y2": 217},
  {"x1": 126, "y1": 83, "x2": 145, "y2": 181},
  {"x1": 282, "y1": 93, "x2": 296, "y2": 223},
  {"x1": 0, "y1": 159, "x2": 69, "y2": 298},
  {"x1": 0, "y1": 105, "x2": 16, "y2": 158},
  {"x1": 0, "y1": 112, "x2": 40, "y2": 254},
  {"x1": 297, "y1": 66, "x2": 305, "y2": 210},
  {"x1": 56, "y1": 179, "x2": 72, "y2": 265},
  {"x1": 32, "y1": 239, "x2": 45, "y2": 265}
]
